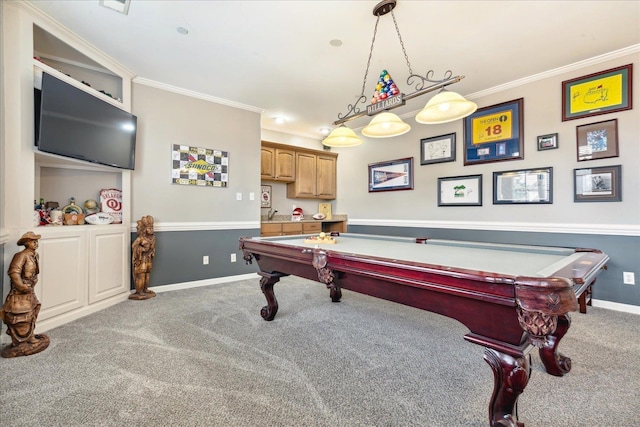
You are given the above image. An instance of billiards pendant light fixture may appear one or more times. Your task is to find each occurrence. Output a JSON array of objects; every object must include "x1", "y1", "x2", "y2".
[{"x1": 323, "y1": 0, "x2": 475, "y2": 147}]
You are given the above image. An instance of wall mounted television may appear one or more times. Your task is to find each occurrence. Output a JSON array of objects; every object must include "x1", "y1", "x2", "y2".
[{"x1": 35, "y1": 72, "x2": 137, "y2": 170}]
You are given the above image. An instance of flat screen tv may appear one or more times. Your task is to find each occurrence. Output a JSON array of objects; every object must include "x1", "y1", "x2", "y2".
[{"x1": 35, "y1": 72, "x2": 137, "y2": 170}]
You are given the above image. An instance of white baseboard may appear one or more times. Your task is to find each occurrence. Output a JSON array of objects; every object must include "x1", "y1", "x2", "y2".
[
  {"x1": 150, "y1": 273, "x2": 259, "y2": 294},
  {"x1": 591, "y1": 299, "x2": 640, "y2": 315}
]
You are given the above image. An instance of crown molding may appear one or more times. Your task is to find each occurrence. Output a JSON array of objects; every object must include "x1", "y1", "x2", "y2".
[
  {"x1": 133, "y1": 77, "x2": 264, "y2": 114},
  {"x1": 465, "y1": 44, "x2": 640, "y2": 100}
]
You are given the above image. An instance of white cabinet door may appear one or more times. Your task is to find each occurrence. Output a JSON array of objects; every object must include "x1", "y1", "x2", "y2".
[
  {"x1": 88, "y1": 226, "x2": 130, "y2": 303},
  {"x1": 36, "y1": 228, "x2": 87, "y2": 321}
]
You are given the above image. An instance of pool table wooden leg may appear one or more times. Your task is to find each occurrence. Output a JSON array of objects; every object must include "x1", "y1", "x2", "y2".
[
  {"x1": 538, "y1": 314, "x2": 572, "y2": 376},
  {"x1": 484, "y1": 348, "x2": 529, "y2": 427},
  {"x1": 258, "y1": 272, "x2": 285, "y2": 321}
]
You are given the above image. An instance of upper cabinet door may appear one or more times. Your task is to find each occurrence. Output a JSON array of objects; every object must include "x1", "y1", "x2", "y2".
[
  {"x1": 315, "y1": 155, "x2": 337, "y2": 199},
  {"x1": 274, "y1": 148, "x2": 295, "y2": 182},
  {"x1": 261, "y1": 145, "x2": 295, "y2": 182},
  {"x1": 261, "y1": 146, "x2": 276, "y2": 180}
]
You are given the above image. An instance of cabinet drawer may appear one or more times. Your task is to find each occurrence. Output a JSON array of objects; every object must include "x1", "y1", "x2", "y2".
[
  {"x1": 282, "y1": 222, "x2": 303, "y2": 234},
  {"x1": 261, "y1": 223, "x2": 282, "y2": 235},
  {"x1": 302, "y1": 222, "x2": 322, "y2": 233}
]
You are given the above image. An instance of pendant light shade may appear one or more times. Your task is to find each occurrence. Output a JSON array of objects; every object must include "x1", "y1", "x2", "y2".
[
  {"x1": 322, "y1": 125, "x2": 363, "y2": 147},
  {"x1": 415, "y1": 90, "x2": 477, "y2": 124},
  {"x1": 361, "y1": 112, "x2": 411, "y2": 138}
]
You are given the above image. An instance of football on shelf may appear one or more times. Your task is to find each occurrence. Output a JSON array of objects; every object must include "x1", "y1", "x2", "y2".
[
  {"x1": 85, "y1": 213, "x2": 115, "y2": 225},
  {"x1": 303, "y1": 232, "x2": 336, "y2": 244}
]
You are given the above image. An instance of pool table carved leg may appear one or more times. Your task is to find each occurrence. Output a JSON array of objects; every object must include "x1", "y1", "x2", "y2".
[
  {"x1": 484, "y1": 348, "x2": 529, "y2": 427},
  {"x1": 538, "y1": 314, "x2": 572, "y2": 376},
  {"x1": 315, "y1": 267, "x2": 342, "y2": 302},
  {"x1": 258, "y1": 272, "x2": 283, "y2": 321}
]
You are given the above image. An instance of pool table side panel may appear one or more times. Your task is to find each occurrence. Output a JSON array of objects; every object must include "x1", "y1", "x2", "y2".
[{"x1": 332, "y1": 269, "x2": 528, "y2": 347}]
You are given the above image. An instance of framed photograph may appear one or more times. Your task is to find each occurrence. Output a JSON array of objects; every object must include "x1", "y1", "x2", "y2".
[
  {"x1": 576, "y1": 119, "x2": 619, "y2": 162},
  {"x1": 368, "y1": 157, "x2": 414, "y2": 192},
  {"x1": 464, "y1": 98, "x2": 524, "y2": 165},
  {"x1": 437, "y1": 174, "x2": 482, "y2": 206},
  {"x1": 493, "y1": 167, "x2": 553, "y2": 204},
  {"x1": 260, "y1": 185, "x2": 272, "y2": 208},
  {"x1": 420, "y1": 133, "x2": 456, "y2": 165},
  {"x1": 574, "y1": 165, "x2": 621, "y2": 202},
  {"x1": 537, "y1": 133, "x2": 558, "y2": 151},
  {"x1": 562, "y1": 64, "x2": 633, "y2": 121}
]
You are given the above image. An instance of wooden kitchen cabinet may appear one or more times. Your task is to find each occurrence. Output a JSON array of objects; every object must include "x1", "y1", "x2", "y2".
[
  {"x1": 261, "y1": 144, "x2": 295, "y2": 182},
  {"x1": 286, "y1": 151, "x2": 337, "y2": 200},
  {"x1": 260, "y1": 222, "x2": 303, "y2": 236},
  {"x1": 260, "y1": 220, "x2": 346, "y2": 237}
]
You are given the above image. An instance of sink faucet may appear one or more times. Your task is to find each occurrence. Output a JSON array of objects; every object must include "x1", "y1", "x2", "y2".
[{"x1": 268, "y1": 208, "x2": 278, "y2": 220}]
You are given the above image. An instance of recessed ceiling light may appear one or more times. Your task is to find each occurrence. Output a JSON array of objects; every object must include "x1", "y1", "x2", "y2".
[
  {"x1": 274, "y1": 117, "x2": 285, "y2": 125},
  {"x1": 329, "y1": 39, "x2": 343, "y2": 47},
  {"x1": 99, "y1": 0, "x2": 131, "y2": 15},
  {"x1": 320, "y1": 128, "x2": 331, "y2": 135},
  {"x1": 177, "y1": 27, "x2": 189, "y2": 35}
]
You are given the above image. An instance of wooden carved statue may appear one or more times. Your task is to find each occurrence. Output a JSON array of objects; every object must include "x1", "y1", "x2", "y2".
[
  {"x1": 129, "y1": 215, "x2": 156, "y2": 300},
  {"x1": 0, "y1": 231, "x2": 50, "y2": 358}
]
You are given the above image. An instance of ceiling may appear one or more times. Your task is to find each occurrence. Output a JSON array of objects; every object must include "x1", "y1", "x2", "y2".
[{"x1": 28, "y1": 0, "x2": 640, "y2": 139}]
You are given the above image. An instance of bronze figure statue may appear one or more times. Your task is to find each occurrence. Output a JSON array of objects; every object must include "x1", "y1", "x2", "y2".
[
  {"x1": 0, "y1": 231, "x2": 50, "y2": 358},
  {"x1": 129, "y1": 215, "x2": 156, "y2": 300}
]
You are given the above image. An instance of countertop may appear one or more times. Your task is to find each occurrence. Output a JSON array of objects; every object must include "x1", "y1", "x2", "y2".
[{"x1": 261, "y1": 214, "x2": 347, "y2": 224}]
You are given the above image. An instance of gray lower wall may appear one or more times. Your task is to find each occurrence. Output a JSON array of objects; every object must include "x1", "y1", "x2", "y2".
[
  {"x1": 349, "y1": 225, "x2": 639, "y2": 307},
  {"x1": 131, "y1": 228, "x2": 260, "y2": 287},
  {"x1": 137, "y1": 225, "x2": 639, "y2": 308}
]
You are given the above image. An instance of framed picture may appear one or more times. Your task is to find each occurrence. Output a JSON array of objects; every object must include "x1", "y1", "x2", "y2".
[
  {"x1": 562, "y1": 64, "x2": 633, "y2": 121},
  {"x1": 368, "y1": 157, "x2": 414, "y2": 192},
  {"x1": 493, "y1": 167, "x2": 553, "y2": 204},
  {"x1": 463, "y1": 98, "x2": 524, "y2": 165},
  {"x1": 537, "y1": 133, "x2": 558, "y2": 151},
  {"x1": 576, "y1": 119, "x2": 619, "y2": 162},
  {"x1": 420, "y1": 133, "x2": 456, "y2": 165},
  {"x1": 574, "y1": 165, "x2": 621, "y2": 202},
  {"x1": 437, "y1": 174, "x2": 482, "y2": 206},
  {"x1": 260, "y1": 185, "x2": 272, "y2": 208}
]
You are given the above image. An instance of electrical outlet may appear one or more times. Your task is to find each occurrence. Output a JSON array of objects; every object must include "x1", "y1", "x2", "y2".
[
  {"x1": 236, "y1": 192, "x2": 242, "y2": 201},
  {"x1": 230, "y1": 253, "x2": 237, "y2": 263},
  {"x1": 203, "y1": 256, "x2": 209, "y2": 265},
  {"x1": 249, "y1": 192, "x2": 255, "y2": 201},
  {"x1": 623, "y1": 272, "x2": 635, "y2": 285}
]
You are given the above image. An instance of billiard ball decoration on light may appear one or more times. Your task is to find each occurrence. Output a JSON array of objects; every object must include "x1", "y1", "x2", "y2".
[{"x1": 371, "y1": 70, "x2": 400, "y2": 104}]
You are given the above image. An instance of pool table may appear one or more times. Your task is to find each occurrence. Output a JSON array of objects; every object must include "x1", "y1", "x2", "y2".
[{"x1": 239, "y1": 233, "x2": 609, "y2": 427}]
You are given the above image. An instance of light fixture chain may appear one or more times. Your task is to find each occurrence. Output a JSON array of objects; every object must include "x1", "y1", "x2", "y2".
[
  {"x1": 391, "y1": 10, "x2": 413, "y2": 75},
  {"x1": 360, "y1": 15, "x2": 381, "y2": 97}
]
